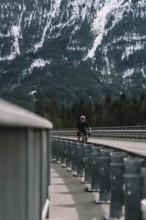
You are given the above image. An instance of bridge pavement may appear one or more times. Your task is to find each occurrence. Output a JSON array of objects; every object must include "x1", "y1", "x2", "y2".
[
  {"x1": 56, "y1": 136, "x2": 146, "y2": 157},
  {"x1": 88, "y1": 138, "x2": 146, "y2": 156},
  {"x1": 48, "y1": 162, "x2": 109, "y2": 220}
]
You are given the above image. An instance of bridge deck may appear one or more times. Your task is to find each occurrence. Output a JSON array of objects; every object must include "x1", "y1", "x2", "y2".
[
  {"x1": 48, "y1": 162, "x2": 109, "y2": 220},
  {"x1": 57, "y1": 136, "x2": 146, "y2": 156},
  {"x1": 49, "y1": 137, "x2": 146, "y2": 220},
  {"x1": 89, "y1": 138, "x2": 146, "y2": 156}
]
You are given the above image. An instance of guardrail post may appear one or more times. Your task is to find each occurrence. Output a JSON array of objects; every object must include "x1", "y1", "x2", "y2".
[
  {"x1": 124, "y1": 157, "x2": 145, "y2": 220},
  {"x1": 65, "y1": 140, "x2": 72, "y2": 169},
  {"x1": 141, "y1": 168, "x2": 146, "y2": 199},
  {"x1": 86, "y1": 146, "x2": 103, "y2": 192},
  {"x1": 92, "y1": 145, "x2": 104, "y2": 191},
  {"x1": 124, "y1": 157, "x2": 145, "y2": 174},
  {"x1": 140, "y1": 168, "x2": 146, "y2": 220},
  {"x1": 105, "y1": 152, "x2": 127, "y2": 220},
  {"x1": 71, "y1": 141, "x2": 77, "y2": 173},
  {"x1": 76, "y1": 143, "x2": 84, "y2": 177},
  {"x1": 86, "y1": 150, "x2": 100, "y2": 192},
  {"x1": 60, "y1": 140, "x2": 66, "y2": 167},
  {"x1": 82, "y1": 144, "x2": 92, "y2": 183},
  {"x1": 95, "y1": 148, "x2": 113, "y2": 204},
  {"x1": 124, "y1": 174, "x2": 142, "y2": 220},
  {"x1": 51, "y1": 138, "x2": 56, "y2": 161},
  {"x1": 56, "y1": 139, "x2": 61, "y2": 164}
]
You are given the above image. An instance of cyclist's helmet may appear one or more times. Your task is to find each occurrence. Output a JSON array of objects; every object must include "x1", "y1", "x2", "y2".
[{"x1": 80, "y1": 115, "x2": 86, "y2": 120}]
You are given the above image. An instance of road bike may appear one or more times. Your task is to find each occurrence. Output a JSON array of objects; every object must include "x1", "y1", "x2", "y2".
[{"x1": 79, "y1": 132, "x2": 91, "y2": 142}]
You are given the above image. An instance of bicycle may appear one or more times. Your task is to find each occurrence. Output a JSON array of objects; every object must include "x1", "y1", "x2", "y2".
[{"x1": 79, "y1": 132, "x2": 91, "y2": 142}]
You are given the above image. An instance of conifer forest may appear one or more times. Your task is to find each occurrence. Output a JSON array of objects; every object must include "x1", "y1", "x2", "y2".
[{"x1": 35, "y1": 93, "x2": 146, "y2": 128}]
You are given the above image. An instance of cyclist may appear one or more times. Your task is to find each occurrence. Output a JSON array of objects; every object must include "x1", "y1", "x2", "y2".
[{"x1": 76, "y1": 115, "x2": 91, "y2": 142}]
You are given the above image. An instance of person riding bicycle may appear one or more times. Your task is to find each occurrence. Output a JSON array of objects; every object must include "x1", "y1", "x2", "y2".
[{"x1": 76, "y1": 115, "x2": 91, "y2": 142}]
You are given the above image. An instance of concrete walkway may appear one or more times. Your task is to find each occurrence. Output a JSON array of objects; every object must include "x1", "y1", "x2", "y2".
[{"x1": 48, "y1": 162, "x2": 109, "y2": 220}]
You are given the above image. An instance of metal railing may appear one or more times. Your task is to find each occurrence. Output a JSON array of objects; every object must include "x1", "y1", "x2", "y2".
[
  {"x1": 51, "y1": 137, "x2": 146, "y2": 220},
  {"x1": 0, "y1": 98, "x2": 53, "y2": 220},
  {"x1": 52, "y1": 127, "x2": 146, "y2": 140}
]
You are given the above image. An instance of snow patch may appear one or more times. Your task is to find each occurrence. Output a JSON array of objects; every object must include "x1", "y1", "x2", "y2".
[
  {"x1": 0, "y1": 3, "x2": 26, "y2": 61},
  {"x1": 31, "y1": 59, "x2": 51, "y2": 68},
  {"x1": 122, "y1": 68, "x2": 134, "y2": 78},
  {"x1": 84, "y1": 0, "x2": 132, "y2": 60},
  {"x1": 22, "y1": 59, "x2": 51, "y2": 77}
]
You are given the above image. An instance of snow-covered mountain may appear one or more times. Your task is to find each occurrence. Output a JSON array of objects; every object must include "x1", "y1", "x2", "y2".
[{"x1": 0, "y1": 0, "x2": 146, "y2": 109}]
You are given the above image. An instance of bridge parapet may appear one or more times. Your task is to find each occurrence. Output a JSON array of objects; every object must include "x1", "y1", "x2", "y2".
[
  {"x1": 0, "y1": 98, "x2": 52, "y2": 220},
  {"x1": 52, "y1": 127, "x2": 146, "y2": 140},
  {"x1": 51, "y1": 137, "x2": 146, "y2": 220}
]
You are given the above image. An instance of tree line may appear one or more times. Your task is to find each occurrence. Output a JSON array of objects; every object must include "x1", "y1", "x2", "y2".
[{"x1": 34, "y1": 93, "x2": 146, "y2": 128}]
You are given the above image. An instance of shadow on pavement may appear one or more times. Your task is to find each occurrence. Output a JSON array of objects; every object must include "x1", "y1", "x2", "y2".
[{"x1": 50, "y1": 163, "x2": 109, "y2": 220}]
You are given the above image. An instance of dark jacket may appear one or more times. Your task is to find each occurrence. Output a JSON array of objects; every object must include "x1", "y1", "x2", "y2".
[{"x1": 76, "y1": 121, "x2": 90, "y2": 133}]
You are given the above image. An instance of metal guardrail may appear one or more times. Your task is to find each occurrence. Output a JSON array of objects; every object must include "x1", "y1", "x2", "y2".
[
  {"x1": 93, "y1": 129, "x2": 146, "y2": 140},
  {"x1": 51, "y1": 137, "x2": 146, "y2": 220},
  {"x1": 0, "y1": 98, "x2": 53, "y2": 220},
  {"x1": 52, "y1": 128, "x2": 146, "y2": 140}
]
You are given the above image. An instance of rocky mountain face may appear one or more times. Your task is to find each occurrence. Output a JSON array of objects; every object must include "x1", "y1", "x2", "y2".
[{"x1": 0, "y1": 0, "x2": 146, "y2": 109}]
